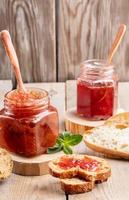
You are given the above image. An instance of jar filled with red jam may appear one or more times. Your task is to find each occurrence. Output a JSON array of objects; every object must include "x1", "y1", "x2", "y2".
[
  {"x1": 0, "y1": 88, "x2": 59, "y2": 157},
  {"x1": 77, "y1": 60, "x2": 118, "y2": 120}
]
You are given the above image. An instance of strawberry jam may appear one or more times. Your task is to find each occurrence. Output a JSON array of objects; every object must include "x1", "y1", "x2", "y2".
[
  {"x1": 58, "y1": 156, "x2": 99, "y2": 171},
  {"x1": 0, "y1": 88, "x2": 59, "y2": 157},
  {"x1": 77, "y1": 60, "x2": 118, "y2": 120}
]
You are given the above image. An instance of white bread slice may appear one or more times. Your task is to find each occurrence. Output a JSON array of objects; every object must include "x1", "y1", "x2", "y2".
[
  {"x1": 49, "y1": 154, "x2": 111, "y2": 182},
  {"x1": 60, "y1": 178, "x2": 94, "y2": 194},
  {"x1": 105, "y1": 112, "x2": 129, "y2": 128},
  {"x1": 0, "y1": 148, "x2": 13, "y2": 180},
  {"x1": 84, "y1": 125, "x2": 129, "y2": 159}
]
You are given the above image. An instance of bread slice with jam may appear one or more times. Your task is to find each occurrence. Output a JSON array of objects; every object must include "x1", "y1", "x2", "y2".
[{"x1": 49, "y1": 154, "x2": 111, "y2": 182}]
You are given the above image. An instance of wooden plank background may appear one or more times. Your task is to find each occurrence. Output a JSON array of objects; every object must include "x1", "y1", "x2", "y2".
[
  {"x1": 0, "y1": 0, "x2": 129, "y2": 84},
  {"x1": 0, "y1": 0, "x2": 56, "y2": 84}
]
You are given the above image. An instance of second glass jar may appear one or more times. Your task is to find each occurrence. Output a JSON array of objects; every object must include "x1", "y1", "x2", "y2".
[{"x1": 77, "y1": 59, "x2": 118, "y2": 120}]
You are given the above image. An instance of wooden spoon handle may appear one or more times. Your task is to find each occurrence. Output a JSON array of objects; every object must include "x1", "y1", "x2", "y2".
[
  {"x1": 108, "y1": 24, "x2": 126, "y2": 63},
  {"x1": 0, "y1": 30, "x2": 25, "y2": 91}
]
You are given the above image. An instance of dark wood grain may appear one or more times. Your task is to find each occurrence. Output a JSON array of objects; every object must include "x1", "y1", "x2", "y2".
[
  {"x1": 0, "y1": 0, "x2": 56, "y2": 84},
  {"x1": 57, "y1": 0, "x2": 129, "y2": 81}
]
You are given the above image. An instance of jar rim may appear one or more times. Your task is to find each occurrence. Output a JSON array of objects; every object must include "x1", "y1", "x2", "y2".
[
  {"x1": 81, "y1": 59, "x2": 114, "y2": 70},
  {"x1": 4, "y1": 87, "x2": 49, "y2": 108}
]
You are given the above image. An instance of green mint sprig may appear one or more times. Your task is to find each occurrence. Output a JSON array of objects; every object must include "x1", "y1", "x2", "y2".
[{"x1": 47, "y1": 132, "x2": 83, "y2": 154}]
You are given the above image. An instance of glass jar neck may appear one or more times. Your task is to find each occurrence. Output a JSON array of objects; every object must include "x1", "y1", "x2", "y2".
[
  {"x1": 79, "y1": 59, "x2": 114, "y2": 80},
  {"x1": 4, "y1": 88, "x2": 50, "y2": 117}
]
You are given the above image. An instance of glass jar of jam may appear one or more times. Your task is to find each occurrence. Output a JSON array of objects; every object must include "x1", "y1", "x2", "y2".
[
  {"x1": 77, "y1": 60, "x2": 118, "y2": 120},
  {"x1": 0, "y1": 88, "x2": 59, "y2": 157}
]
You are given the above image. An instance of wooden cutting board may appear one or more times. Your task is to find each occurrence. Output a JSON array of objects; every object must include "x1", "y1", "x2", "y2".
[
  {"x1": 12, "y1": 151, "x2": 63, "y2": 176},
  {"x1": 65, "y1": 108, "x2": 124, "y2": 134}
]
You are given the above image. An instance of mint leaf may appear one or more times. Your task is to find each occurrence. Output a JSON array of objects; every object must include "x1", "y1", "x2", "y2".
[
  {"x1": 57, "y1": 137, "x2": 64, "y2": 144},
  {"x1": 47, "y1": 143, "x2": 62, "y2": 154},
  {"x1": 63, "y1": 145, "x2": 73, "y2": 154},
  {"x1": 59, "y1": 132, "x2": 72, "y2": 140},
  {"x1": 64, "y1": 134, "x2": 83, "y2": 146},
  {"x1": 47, "y1": 132, "x2": 82, "y2": 154}
]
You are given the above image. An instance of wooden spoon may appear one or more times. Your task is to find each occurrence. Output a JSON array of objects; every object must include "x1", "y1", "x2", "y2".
[
  {"x1": 0, "y1": 30, "x2": 26, "y2": 92},
  {"x1": 108, "y1": 24, "x2": 126, "y2": 64}
]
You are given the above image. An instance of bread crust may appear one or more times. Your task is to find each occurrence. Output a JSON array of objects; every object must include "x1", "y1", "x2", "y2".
[
  {"x1": 49, "y1": 164, "x2": 78, "y2": 179},
  {"x1": 60, "y1": 178, "x2": 94, "y2": 194},
  {"x1": 0, "y1": 148, "x2": 13, "y2": 180},
  {"x1": 105, "y1": 112, "x2": 129, "y2": 128}
]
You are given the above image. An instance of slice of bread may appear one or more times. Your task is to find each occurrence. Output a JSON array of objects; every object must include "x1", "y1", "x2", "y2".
[
  {"x1": 105, "y1": 112, "x2": 129, "y2": 128},
  {"x1": 84, "y1": 125, "x2": 129, "y2": 159},
  {"x1": 60, "y1": 178, "x2": 94, "y2": 194},
  {"x1": 60, "y1": 175, "x2": 109, "y2": 194},
  {"x1": 0, "y1": 148, "x2": 13, "y2": 180},
  {"x1": 49, "y1": 154, "x2": 111, "y2": 182}
]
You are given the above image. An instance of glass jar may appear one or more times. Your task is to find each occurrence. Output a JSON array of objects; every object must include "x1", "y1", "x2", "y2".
[
  {"x1": 0, "y1": 88, "x2": 59, "y2": 157},
  {"x1": 77, "y1": 60, "x2": 118, "y2": 120}
]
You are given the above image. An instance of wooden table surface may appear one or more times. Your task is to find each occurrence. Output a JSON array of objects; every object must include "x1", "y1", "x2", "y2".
[{"x1": 0, "y1": 80, "x2": 129, "y2": 200}]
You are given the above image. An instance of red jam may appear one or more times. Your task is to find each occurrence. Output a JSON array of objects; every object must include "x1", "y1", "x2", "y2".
[
  {"x1": 77, "y1": 60, "x2": 118, "y2": 120},
  {"x1": 0, "y1": 88, "x2": 59, "y2": 157},
  {"x1": 58, "y1": 156, "x2": 99, "y2": 171},
  {"x1": 77, "y1": 81, "x2": 117, "y2": 120}
]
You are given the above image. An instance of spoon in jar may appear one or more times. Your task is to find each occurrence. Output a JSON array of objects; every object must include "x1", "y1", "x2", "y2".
[
  {"x1": 108, "y1": 24, "x2": 126, "y2": 64},
  {"x1": 0, "y1": 30, "x2": 26, "y2": 93}
]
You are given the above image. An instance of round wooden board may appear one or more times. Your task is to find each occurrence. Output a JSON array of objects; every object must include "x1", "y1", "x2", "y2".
[
  {"x1": 11, "y1": 151, "x2": 63, "y2": 176},
  {"x1": 65, "y1": 108, "x2": 124, "y2": 135}
]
